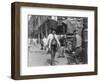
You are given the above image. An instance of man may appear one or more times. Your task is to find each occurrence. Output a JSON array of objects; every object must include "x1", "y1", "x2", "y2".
[
  {"x1": 58, "y1": 35, "x2": 65, "y2": 58},
  {"x1": 72, "y1": 30, "x2": 82, "y2": 64},
  {"x1": 47, "y1": 30, "x2": 60, "y2": 65},
  {"x1": 42, "y1": 36, "x2": 48, "y2": 50},
  {"x1": 47, "y1": 30, "x2": 60, "y2": 49}
]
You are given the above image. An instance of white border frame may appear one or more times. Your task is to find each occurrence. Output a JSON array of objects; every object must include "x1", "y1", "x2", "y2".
[{"x1": 20, "y1": 7, "x2": 95, "y2": 75}]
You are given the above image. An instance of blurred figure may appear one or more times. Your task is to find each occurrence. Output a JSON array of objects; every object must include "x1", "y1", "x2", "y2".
[
  {"x1": 47, "y1": 30, "x2": 60, "y2": 49},
  {"x1": 72, "y1": 30, "x2": 82, "y2": 64},
  {"x1": 58, "y1": 35, "x2": 65, "y2": 58},
  {"x1": 42, "y1": 36, "x2": 48, "y2": 50},
  {"x1": 47, "y1": 30, "x2": 60, "y2": 65}
]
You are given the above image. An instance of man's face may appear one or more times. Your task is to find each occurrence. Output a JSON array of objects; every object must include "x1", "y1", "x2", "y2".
[{"x1": 52, "y1": 31, "x2": 55, "y2": 34}]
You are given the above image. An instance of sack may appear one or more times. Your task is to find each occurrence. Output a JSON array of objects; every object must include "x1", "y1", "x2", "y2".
[{"x1": 51, "y1": 37, "x2": 57, "y2": 45}]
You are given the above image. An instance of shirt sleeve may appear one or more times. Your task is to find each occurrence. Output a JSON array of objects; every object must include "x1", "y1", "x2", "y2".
[
  {"x1": 55, "y1": 35, "x2": 60, "y2": 46},
  {"x1": 47, "y1": 34, "x2": 51, "y2": 48}
]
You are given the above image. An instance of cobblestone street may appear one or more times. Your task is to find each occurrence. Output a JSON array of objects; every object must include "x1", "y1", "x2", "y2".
[{"x1": 28, "y1": 45, "x2": 68, "y2": 67}]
